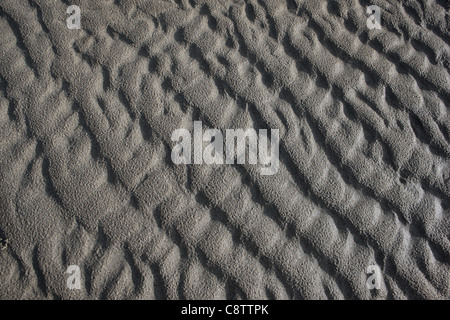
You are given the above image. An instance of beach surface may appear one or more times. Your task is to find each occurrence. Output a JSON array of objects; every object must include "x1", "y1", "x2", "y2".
[{"x1": 0, "y1": 0, "x2": 449, "y2": 299}]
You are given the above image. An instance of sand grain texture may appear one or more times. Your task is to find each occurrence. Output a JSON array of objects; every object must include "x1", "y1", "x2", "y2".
[{"x1": 0, "y1": 0, "x2": 449, "y2": 299}]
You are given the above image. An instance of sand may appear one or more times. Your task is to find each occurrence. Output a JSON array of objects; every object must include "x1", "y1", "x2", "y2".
[{"x1": 0, "y1": 0, "x2": 449, "y2": 300}]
